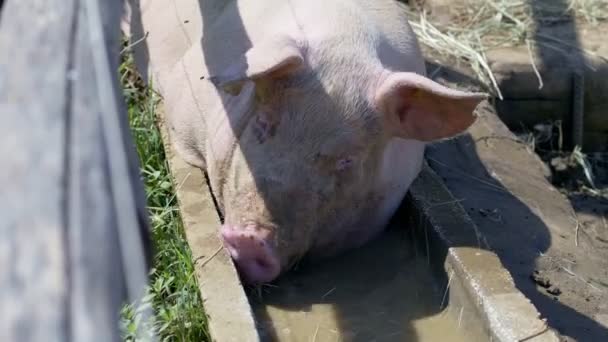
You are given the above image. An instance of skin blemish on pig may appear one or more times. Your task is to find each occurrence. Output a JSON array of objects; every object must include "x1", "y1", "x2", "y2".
[
  {"x1": 253, "y1": 116, "x2": 272, "y2": 143},
  {"x1": 336, "y1": 157, "x2": 354, "y2": 171},
  {"x1": 253, "y1": 106, "x2": 281, "y2": 144}
]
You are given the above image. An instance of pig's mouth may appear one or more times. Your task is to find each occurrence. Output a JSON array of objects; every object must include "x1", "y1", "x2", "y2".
[{"x1": 220, "y1": 223, "x2": 281, "y2": 284}]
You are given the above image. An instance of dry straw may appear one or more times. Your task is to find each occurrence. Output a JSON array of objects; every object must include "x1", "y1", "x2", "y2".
[{"x1": 405, "y1": 0, "x2": 607, "y2": 98}]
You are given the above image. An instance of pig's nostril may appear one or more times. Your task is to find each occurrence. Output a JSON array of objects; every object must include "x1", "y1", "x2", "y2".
[{"x1": 219, "y1": 224, "x2": 280, "y2": 284}]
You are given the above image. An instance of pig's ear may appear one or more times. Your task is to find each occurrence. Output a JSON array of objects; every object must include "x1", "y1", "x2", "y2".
[
  {"x1": 374, "y1": 72, "x2": 487, "y2": 141},
  {"x1": 210, "y1": 35, "x2": 304, "y2": 88}
]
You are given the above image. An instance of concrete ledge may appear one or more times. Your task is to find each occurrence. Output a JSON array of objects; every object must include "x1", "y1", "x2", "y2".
[
  {"x1": 158, "y1": 106, "x2": 261, "y2": 342},
  {"x1": 407, "y1": 163, "x2": 561, "y2": 342}
]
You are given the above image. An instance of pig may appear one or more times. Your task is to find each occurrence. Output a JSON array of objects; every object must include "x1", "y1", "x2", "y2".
[{"x1": 127, "y1": 0, "x2": 486, "y2": 284}]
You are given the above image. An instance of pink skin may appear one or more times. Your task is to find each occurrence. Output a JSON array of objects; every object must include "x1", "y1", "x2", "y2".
[
  {"x1": 130, "y1": 0, "x2": 486, "y2": 285},
  {"x1": 220, "y1": 158, "x2": 357, "y2": 284},
  {"x1": 220, "y1": 224, "x2": 281, "y2": 284}
]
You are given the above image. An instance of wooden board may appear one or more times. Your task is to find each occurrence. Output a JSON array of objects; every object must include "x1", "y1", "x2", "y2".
[{"x1": 0, "y1": 1, "x2": 152, "y2": 341}]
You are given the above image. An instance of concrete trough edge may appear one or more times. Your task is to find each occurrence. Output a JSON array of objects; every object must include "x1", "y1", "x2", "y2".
[
  {"x1": 156, "y1": 100, "x2": 561, "y2": 342},
  {"x1": 157, "y1": 105, "x2": 261, "y2": 342},
  {"x1": 408, "y1": 162, "x2": 562, "y2": 342}
]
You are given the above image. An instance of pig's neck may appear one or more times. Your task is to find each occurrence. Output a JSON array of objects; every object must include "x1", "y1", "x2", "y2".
[{"x1": 375, "y1": 137, "x2": 425, "y2": 226}]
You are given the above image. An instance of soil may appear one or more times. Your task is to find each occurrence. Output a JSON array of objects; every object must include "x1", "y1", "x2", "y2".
[
  {"x1": 408, "y1": 2, "x2": 608, "y2": 340},
  {"x1": 425, "y1": 97, "x2": 608, "y2": 342},
  {"x1": 409, "y1": 0, "x2": 608, "y2": 152},
  {"x1": 416, "y1": 2, "x2": 608, "y2": 341}
]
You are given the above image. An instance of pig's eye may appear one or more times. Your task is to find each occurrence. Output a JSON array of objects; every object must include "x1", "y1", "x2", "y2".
[
  {"x1": 336, "y1": 157, "x2": 354, "y2": 171},
  {"x1": 313, "y1": 152, "x2": 357, "y2": 173}
]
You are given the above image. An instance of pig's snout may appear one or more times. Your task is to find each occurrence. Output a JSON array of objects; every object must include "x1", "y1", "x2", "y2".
[{"x1": 220, "y1": 224, "x2": 280, "y2": 284}]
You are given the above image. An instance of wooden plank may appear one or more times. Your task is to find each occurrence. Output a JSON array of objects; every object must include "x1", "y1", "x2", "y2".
[
  {"x1": 0, "y1": 1, "x2": 152, "y2": 341},
  {"x1": 0, "y1": 1, "x2": 77, "y2": 341},
  {"x1": 158, "y1": 106, "x2": 261, "y2": 342},
  {"x1": 66, "y1": 1, "x2": 152, "y2": 341}
]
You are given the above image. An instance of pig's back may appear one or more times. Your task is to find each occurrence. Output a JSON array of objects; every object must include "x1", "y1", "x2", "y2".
[
  {"x1": 127, "y1": 0, "x2": 291, "y2": 84},
  {"x1": 355, "y1": 0, "x2": 426, "y2": 73},
  {"x1": 287, "y1": 0, "x2": 426, "y2": 74},
  {"x1": 128, "y1": 0, "x2": 424, "y2": 84}
]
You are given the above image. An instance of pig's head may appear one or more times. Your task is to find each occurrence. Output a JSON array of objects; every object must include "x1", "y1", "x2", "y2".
[{"x1": 210, "y1": 35, "x2": 485, "y2": 284}]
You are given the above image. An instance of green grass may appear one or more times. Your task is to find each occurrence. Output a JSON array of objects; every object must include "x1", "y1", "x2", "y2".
[{"x1": 119, "y1": 51, "x2": 210, "y2": 342}]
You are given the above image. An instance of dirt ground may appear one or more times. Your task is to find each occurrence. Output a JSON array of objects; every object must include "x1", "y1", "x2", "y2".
[
  {"x1": 538, "y1": 149, "x2": 608, "y2": 340},
  {"x1": 424, "y1": 88, "x2": 608, "y2": 341},
  {"x1": 407, "y1": 1, "x2": 608, "y2": 340}
]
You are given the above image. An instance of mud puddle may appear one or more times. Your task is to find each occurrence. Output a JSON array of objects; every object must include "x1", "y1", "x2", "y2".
[{"x1": 247, "y1": 226, "x2": 480, "y2": 342}]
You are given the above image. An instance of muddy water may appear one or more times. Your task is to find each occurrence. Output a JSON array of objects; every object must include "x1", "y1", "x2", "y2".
[{"x1": 248, "y1": 227, "x2": 478, "y2": 342}]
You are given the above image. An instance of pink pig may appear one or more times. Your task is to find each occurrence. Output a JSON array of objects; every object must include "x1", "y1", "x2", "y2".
[{"x1": 128, "y1": 0, "x2": 485, "y2": 284}]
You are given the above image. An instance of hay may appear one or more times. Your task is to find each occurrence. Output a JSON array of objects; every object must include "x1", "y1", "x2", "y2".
[
  {"x1": 569, "y1": 0, "x2": 608, "y2": 24},
  {"x1": 572, "y1": 145, "x2": 597, "y2": 189},
  {"x1": 405, "y1": 0, "x2": 607, "y2": 97}
]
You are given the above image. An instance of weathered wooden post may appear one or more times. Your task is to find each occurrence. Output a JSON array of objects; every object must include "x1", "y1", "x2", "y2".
[{"x1": 0, "y1": 1, "x2": 154, "y2": 341}]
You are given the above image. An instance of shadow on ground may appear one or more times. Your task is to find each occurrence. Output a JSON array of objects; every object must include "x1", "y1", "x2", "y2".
[{"x1": 425, "y1": 58, "x2": 608, "y2": 341}]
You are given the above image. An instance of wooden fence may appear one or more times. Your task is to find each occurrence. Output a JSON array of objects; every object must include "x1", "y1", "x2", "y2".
[{"x1": 0, "y1": 1, "x2": 154, "y2": 341}]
